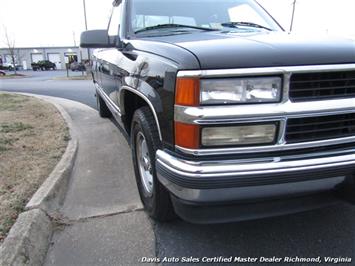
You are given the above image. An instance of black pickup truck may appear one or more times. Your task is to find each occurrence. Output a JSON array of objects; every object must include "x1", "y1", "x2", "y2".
[{"x1": 81, "y1": 0, "x2": 355, "y2": 223}]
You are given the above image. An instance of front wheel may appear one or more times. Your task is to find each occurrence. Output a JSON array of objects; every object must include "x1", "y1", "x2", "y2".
[{"x1": 131, "y1": 106, "x2": 175, "y2": 221}]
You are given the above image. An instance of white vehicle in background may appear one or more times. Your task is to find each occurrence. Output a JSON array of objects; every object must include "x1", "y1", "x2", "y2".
[{"x1": 2, "y1": 62, "x2": 23, "y2": 71}]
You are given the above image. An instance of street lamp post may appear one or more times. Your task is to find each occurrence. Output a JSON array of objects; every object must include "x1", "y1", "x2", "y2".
[
  {"x1": 83, "y1": 0, "x2": 90, "y2": 60},
  {"x1": 83, "y1": 0, "x2": 88, "y2": 31}
]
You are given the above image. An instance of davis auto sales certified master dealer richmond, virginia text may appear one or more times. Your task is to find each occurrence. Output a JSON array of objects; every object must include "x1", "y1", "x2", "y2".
[{"x1": 141, "y1": 256, "x2": 352, "y2": 263}]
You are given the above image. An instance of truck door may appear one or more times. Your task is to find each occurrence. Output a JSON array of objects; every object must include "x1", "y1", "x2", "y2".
[{"x1": 99, "y1": 3, "x2": 124, "y2": 108}]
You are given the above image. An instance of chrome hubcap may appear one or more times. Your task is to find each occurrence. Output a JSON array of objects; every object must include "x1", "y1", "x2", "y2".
[{"x1": 136, "y1": 132, "x2": 153, "y2": 196}]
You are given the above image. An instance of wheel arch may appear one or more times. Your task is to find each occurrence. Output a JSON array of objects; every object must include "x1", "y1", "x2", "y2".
[{"x1": 120, "y1": 86, "x2": 163, "y2": 141}]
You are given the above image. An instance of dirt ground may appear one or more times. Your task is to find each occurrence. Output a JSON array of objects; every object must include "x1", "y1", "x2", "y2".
[{"x1": 0, "y1": 93, "x2": 69, "y2": 242}]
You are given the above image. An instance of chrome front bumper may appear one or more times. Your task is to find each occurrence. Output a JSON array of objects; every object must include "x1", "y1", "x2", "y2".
[{"x1": 156, "y1": 149, "x2": 355, "y2": 203}]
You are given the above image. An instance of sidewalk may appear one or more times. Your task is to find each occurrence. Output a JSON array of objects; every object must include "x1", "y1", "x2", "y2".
[{"x1": 35, "y1": 97, "x2": 155, "y2": 265}]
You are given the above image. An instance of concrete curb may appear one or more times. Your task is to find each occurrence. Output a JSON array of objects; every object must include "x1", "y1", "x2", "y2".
[
  {"x1": 0, "y1": 94, "x2": 79, "y2": 266},
  {"x1": 18, "y1": 94, "x2": 78, "y2": 213},
  {"x1": 27, "y1": 96, "x2": 78, "y2": 212},
  {"x1": 0, "y1": 210, "x2": 52, "y2": 266},
  {"x1": 25, "y1": 137, "x2": 78, "y2": 212}
]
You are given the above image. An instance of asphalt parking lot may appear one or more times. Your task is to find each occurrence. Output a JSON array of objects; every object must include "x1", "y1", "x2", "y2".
[
  {"x1": 1, "y1": 71, "x2": 354, "y2": 265},
  {"x1": 0, "y1": 70, "x2": 96, "y2": 108}
]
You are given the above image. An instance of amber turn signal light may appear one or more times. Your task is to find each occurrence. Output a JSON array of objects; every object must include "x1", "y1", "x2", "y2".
[
  {"x1": 175, "y1": 122, "x2": 200, "y2": 149},
  {"x1": 175, "y1": 78, "x2": 200, "y2": 106}
]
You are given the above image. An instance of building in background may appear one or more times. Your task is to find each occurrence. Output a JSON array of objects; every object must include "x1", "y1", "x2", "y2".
[{"x1": 0, "y1": 46, "x2": 91, "y2": 70}]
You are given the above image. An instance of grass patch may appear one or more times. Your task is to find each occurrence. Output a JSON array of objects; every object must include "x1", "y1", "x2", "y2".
[
  {"x1": 0, "y1": 94, "x2": 29, "y2": 111},
  {"x1": 0, "y1": 93, "x2": 68, "y2": 242},
  {"x1": 63, "y1": 132, "x2": 71, "y2": 141},
  {"x1": 0, "y1": 137, "x2": 16, "y2": 152},
  {"x1": 0, "y1": 217, "x2": 17, "y2": 241},
  {"x1": 0, "y1": 146, "x2": 8, "y2": 152},
  {"x1": 0, "y1": 138, "x2": 14, "y2": 145},
  {"x1": 0, "y1": 122, "x2": 33, "y2": 133}
]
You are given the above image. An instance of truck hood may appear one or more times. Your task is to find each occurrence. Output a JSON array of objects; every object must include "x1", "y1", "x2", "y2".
[{"x1": 147, "y1": 31, "x2": 355, "y2": 69}]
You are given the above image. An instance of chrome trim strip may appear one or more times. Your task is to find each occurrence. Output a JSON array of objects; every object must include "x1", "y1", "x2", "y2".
[
  {"x1": 175, "y1": 99, "x2": 355, "y2": 155},
  {"x1": 174, "y1": 99, "x2": 355, "y2": 124},
  {"x1": 95, "y1": 83, "x2": 122, "y2": 117},
  {"x1": 95, "y1": 83, "x2": 163, "y2": 140},
  {"x1": 176, "y1": 137, "x2": 355, "y2": 156},
  {"x1": 177, "y1": 64, "x2": 355, "y2": 78},
  {"x1": 120, "y1": 86, "x2": 163, "y2": 140},
  {"x1": 282, "y1": 72, "x2": 291, "y2": 103},
  {"x1": 277, "y1": 118, "x2": 287, "y2": 145},
  {"x1": 156, "y1": 149, "x2": 355, "y2": 178}
]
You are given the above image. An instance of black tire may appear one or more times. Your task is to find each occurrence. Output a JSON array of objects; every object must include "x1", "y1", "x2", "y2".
[
  {"x1": 131, "y1": 106, "x2": 175, "y2": 221},
  {"x1": 96, "y1": 93, "x2": 111, "y2": 118}
]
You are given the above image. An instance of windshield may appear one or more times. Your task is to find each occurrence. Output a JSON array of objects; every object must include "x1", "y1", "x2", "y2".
[{"x1": 129, "y1": 0, "x2": 282, "y2": 35}]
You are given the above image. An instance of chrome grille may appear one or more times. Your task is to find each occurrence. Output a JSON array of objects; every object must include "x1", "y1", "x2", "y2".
[
  {"x1": 286, "y1": 113, "x2": 355, "y2": 143},
  {"x1": 289, "y1": 71, "x2": 355, "y2": 102}
]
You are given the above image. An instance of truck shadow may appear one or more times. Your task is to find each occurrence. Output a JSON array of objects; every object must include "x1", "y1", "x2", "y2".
[{"x1": 155, "y1": 203, "x2": 355, "y2": 263}]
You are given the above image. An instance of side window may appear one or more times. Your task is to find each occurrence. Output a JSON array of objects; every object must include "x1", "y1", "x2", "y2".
[{"x1": 108, "y1": 5, "x2": 122, "y2": 36}]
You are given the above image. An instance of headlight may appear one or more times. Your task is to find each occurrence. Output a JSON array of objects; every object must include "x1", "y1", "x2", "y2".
[
  {"x1": 200, "y1": 77, "x2": 282, "y2": 105},
  {"x1": 202, "y1": 124, "x2": 277, "y2": 147}
]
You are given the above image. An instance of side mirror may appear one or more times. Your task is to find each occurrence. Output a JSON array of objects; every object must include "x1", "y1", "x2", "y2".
[{"x1": 80, "y1": 30, "x2": 118, "y2": 48}]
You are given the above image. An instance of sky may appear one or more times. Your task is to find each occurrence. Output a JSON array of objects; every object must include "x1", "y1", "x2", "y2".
[{"x1": 0, "y1": 0, "x2": 355, "y2": 48}]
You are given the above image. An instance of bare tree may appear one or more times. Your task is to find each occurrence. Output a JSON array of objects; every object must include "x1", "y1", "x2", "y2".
[{"x1": 3, "y1": 26, "x2": 18, "y2": 74}]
